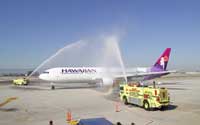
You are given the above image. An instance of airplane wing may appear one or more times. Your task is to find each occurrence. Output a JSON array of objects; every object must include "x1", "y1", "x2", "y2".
[{"x1": 114, "y1": 70, "x2": 176, "y2": 81}]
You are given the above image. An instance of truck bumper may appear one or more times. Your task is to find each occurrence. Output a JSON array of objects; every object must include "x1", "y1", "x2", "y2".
[{"x1": 151, "y1": 102, "x2": 169, "y2": 108}]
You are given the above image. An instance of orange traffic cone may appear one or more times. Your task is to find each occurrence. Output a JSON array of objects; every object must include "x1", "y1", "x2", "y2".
[
  {"x1": 115, "y1": 102, "x2": 120, "y2": 112},
  {"x1": 66, "y1": 110, "x2": 72, "y2": 121}
]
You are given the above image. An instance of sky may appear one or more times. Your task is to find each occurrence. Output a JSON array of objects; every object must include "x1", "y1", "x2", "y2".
[{"x1": 0, "y1": 0, "x2": 200, "y2": 71}]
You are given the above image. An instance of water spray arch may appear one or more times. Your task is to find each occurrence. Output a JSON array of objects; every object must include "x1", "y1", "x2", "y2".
[{"x1": 28, "y1": 35, "x2": 127, "y2": 83}]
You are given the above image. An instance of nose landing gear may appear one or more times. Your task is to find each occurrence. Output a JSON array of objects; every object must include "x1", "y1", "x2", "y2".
[{"x1": 50, "y1": 83, "x2": 55, "y2": 90}]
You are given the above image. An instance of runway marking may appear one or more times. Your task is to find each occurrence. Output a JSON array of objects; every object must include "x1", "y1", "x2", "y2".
[{"x1": 0, "y1": 97, "x2": 18, "y2": 107}]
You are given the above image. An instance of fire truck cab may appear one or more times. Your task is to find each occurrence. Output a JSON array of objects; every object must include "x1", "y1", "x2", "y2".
[{"x1": 119, "y1": 82, "x2": 170, "y2": 110}]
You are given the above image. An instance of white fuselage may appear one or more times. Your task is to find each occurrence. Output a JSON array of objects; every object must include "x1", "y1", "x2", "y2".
[{"x1": 39, "y1": 67, "x2": 149, "y2": 84}]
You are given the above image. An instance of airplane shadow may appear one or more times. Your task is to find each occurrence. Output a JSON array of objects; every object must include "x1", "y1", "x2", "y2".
[
  {"x1": 167, "y1": 87, "x2": 188, "y2": 90},
  {"x1": 158, "y1": 81, "x2": 182, "y2": 85},
  {"x1": 10, "y1": 84, "x2": 98, "y2": 91},
  {"x1": 10, "y1": 86, "x2": 49, "y2": 91},
  {"x1": 55, "y1": 86, "x2": 97, "y2": 90}
]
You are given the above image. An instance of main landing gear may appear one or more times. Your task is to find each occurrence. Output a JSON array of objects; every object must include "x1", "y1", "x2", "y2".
[{"x1": 50, "y1": 83, "x2": 55, "y2": 90}]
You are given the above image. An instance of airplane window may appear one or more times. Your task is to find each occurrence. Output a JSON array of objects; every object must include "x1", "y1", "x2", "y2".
[{"x1": 43, "y1": 71, "x2": 49, "y2": 74}]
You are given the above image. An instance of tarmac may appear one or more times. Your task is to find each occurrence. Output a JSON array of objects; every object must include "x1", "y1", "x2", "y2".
[{"x1": 0, "y1": 73, "x2": 200, "y2": 125}]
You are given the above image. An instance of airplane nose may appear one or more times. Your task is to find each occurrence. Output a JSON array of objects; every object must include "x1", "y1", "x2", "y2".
[{"x1": 39, "y1": 74, "x2": 45, "y2": 80}]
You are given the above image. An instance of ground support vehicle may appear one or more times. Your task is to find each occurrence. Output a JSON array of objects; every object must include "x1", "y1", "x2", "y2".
[
  {"x1": 13, "y1": 78, "x2": 29, "y2": 85},
  {"x1": 119, "y1": 82, "x2": 170, "y2": 110}
]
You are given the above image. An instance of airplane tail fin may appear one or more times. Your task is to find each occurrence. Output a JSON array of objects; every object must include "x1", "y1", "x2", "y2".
[{"x1": 151, "y1": 48, "x2": 171, "y2": 72}]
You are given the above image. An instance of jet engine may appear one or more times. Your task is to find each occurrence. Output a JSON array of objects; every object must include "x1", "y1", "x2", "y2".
[{"x1": 102, "y1": 77, "x2": 114, "y2": 86}]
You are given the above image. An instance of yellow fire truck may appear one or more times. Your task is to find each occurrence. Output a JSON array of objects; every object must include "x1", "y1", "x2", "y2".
[
  {"x1": 119, "y1": 82, "x2": 170, "y2": 110},
  {"x1": 13, "y1": 78, "x2": 29, "y2": 85}
]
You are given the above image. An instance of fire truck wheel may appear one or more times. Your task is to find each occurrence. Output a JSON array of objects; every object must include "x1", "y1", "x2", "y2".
[
  {"x1": 123, "y1": 97, "x2": 128, "y2": 105},
  {"x1": 143, "y1": 101, "x2": 150, "y2": 110}
]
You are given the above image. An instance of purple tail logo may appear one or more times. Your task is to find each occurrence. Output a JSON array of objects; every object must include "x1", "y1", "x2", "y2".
[
  {"x1": 159, "y1": 55, "x2": 169, "y2": 70},
  {"x1": 151, "y1": 48, "x2": 171, "y2": 72}
]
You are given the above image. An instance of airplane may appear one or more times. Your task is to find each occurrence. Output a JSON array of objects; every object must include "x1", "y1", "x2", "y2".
[{"x1": 39, "y1": 48, "x2": 174, "y2": 89}]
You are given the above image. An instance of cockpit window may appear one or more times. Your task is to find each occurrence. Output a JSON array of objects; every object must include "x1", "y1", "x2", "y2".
[{"x1": 43, "y1": 71, "x2": 49, "y2": 74}]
